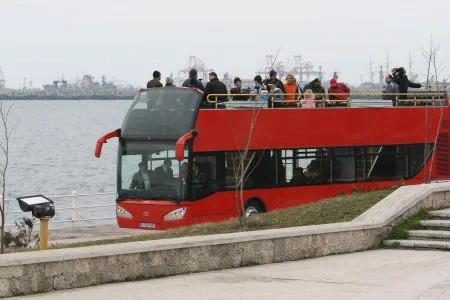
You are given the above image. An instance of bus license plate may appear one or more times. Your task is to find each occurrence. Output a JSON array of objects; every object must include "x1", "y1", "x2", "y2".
[{"x1": 140, "y1": 222, "x2": 155, "y2": 229}]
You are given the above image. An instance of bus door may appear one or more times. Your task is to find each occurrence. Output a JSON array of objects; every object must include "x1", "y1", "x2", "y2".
[{"x1": 189, "y1": 153, "x2": 235, "y2": 223}]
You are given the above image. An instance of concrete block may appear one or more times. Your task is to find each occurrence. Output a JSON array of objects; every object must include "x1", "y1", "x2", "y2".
[
  {"x1": 420, "y1": 220, "x2": 450, "y2": 229},
  {"x1": 430, "y1": 209, "x2": 450, "y2": 218},
  {"x1": 408, "y1": 230, "x2": 450, "y2": 240},
  {"x1": 384, "y1": 239, "x2": 450, "y2": 250}
]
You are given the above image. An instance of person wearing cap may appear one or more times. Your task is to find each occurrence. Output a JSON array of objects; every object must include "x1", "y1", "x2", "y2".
[
  {"x1": 327, "y1": 78, "x2": 350, "y2": 106},
  {"x1": 263, "y1": 70, "x2": 286, "y2": 93},
  {"x1": 203, "y1": 72, "x2": 228, "y2": 107},
  {"x1": 165, "y1": 77, "x2": 175, "y2": 87},
  {"x1": 303, "y1": 78, "x2": 326, "y2": 106},
  {"x1": 147, "y1": 70, "x2": 163, "y2": 88},
  {"x1": 182, "y1": 69, "x2": 205, "y2": 91}
]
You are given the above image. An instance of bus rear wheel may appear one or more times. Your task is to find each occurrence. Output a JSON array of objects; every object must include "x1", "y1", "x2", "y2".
[{"x1": 244, "y1": 200, "x2": 265, "y2": 217}]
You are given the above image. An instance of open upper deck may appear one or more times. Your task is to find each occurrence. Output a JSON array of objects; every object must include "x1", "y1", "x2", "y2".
[
  {"x1": 119, "y1": 88, "x2": 449, "y2": 151},
  {"x1": 206, "y1": 90, "x2": 449, "y2": 109}
]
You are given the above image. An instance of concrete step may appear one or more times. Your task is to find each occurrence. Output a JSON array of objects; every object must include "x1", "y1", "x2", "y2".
[
  {"x1": 384, "y1": 239, "x2": 450, "y2": 250},
  {"x1": 420, "y1": 220, "x2": 450, "y2": 230},
  {"x1": 429, "y1": 209, "x2": 450, "y2": 219},
  {"x1": 408, "y1": 230, "x2": 450, "y2": 240}
]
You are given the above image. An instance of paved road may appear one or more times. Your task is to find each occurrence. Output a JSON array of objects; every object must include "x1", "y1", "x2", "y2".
[{"x1": 16, "y1": 249, "x2": 450, "y2": 300}]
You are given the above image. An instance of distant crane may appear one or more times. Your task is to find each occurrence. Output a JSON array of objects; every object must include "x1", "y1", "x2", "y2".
[
  {"x1": 179, "y1": 56, "x2": 214, "y2": 82},
  {"x1": 0, "y1": 66, "x2": 5, "y2": 89},
  {"x1": 288, "y1": 55, "x2": 323, "y2": 84}
]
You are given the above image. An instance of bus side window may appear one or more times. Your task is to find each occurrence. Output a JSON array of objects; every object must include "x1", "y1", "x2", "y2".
[{"x1": 192, "y1": 155, "x2": 218, "y2": 198}]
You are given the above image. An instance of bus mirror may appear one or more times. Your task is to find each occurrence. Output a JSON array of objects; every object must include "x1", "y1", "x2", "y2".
[
  {"x1": 176, "y1": 130, "x2": 198, "y2": 161},
  {"x1": 95, "y1": 129, "x2": 121, "y2": 158}
]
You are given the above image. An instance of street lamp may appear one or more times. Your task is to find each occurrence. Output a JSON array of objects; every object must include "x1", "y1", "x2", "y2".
[{"x1": 16, "y1": 195, "x2": 55, "y2": 250}]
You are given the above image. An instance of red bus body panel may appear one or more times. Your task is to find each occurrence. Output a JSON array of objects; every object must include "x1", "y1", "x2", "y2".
[
  {"x1": 194, "y1": 107, "x2": 446, "y2": 151},
  {"x1": 116, "y1": 105, "x2": 450, "y2": 230}
]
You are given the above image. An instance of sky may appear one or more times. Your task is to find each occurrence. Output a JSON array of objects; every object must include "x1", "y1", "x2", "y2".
[{"x1": 0, "y1": 0, "x2": 449, "y2": 88}]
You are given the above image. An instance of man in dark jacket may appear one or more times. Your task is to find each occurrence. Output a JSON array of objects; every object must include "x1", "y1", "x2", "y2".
[
  {"x1": 182, "y1": 69, "x2": 205, "y2": 91},
  {"x1": 392, "y1": 67, "x2": 421, "y2": 101},
  {"x1": 303, "y1": 78, "x2": 326, "y2": 105},
  {"x1": 203, "y1": 72, "x2": 228, "y2": 106},
  {"x1": 154, "y1": 159, "x2": 173, "y2": 184},
  {"x1": 147, "y1": 70, "x2": 163, "y2": 88},
  {"x1": 263, "y1": 70, "x2": 286, "y2": 93},
  {"x1": 230, "y1": 77, "x2": 249, "y2": 100}
]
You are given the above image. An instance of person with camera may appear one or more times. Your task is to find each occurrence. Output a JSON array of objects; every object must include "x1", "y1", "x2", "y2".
[{"x1": 391, "y1": 67, "x2": 421, "y2": 104}]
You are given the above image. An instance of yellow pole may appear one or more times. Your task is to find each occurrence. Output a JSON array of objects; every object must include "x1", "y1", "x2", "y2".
[{"x1": 39, "y1": 218, "x2": 49, "y2": 250}]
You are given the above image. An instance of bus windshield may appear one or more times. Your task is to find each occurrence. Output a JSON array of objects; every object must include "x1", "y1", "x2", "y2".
[
  {"x1": 118, "y1": 141, "x2": 188, "y2": 201},
  {"x1": 121, "y1": 88, "x2": 202, "y2": 139}
]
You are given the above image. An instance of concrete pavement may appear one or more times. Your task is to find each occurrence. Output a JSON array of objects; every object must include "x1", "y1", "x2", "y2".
[
  {"x1": 15, "y1": 249, "x2": 450, "y2": 300},
  {"x1": 48, "y1": 224, "x2": 158, "y2": 245}
]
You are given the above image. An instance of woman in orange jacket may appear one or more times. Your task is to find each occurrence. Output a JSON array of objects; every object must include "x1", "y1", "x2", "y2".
[{"x1": 284, "y1": 74, "x2": 302, "y2": 107}]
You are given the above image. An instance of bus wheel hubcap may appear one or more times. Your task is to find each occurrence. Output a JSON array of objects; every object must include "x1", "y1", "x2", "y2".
[{"x1": 245, "y1": 206, "x2": 259, "y2": 217}]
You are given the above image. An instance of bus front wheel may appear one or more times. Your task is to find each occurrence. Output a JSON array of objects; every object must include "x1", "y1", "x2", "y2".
[{"x1": 244, "y1": 200, "x2": 265, "y2": 217}]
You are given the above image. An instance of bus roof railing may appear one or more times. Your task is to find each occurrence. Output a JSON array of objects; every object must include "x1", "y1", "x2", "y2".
[{"x1": 206, "y1": 91, "x2": 448, "y2": 108}]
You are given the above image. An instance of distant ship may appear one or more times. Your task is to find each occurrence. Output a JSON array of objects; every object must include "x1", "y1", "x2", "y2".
[{"x1": 0, "y1": 74, "x2": 137, "y2": 100}]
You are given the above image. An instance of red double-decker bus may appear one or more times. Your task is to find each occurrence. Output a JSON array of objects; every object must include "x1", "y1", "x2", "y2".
[{"x1": 95, "y1": 87, "x2": 449, "y2": 230}]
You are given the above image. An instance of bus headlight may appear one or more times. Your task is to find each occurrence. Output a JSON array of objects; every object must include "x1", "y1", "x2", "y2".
[
  {"x1": 164, "y1": 208, "x2": 187, "y2": 220},
  {"x1": 117, "y1": 206, "x2": 132, "y2": 218}
]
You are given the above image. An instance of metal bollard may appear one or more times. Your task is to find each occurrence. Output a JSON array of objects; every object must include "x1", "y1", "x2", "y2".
[{"x1": 71, "y1": 191, "x2": 78, "y2": 227}]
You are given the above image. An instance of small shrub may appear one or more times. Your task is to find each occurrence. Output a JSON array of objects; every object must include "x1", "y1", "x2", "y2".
[
  {"x1": 389, "y1": 209, "x2": 430, "y2": 240},
  {"x1": 3, "y1": 217, "x2": 39, "y2": 248}
]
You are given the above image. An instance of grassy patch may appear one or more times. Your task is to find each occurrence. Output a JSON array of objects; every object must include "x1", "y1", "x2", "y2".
[
  {"x1": 387, "y1": 241, "x2": 401, "y2": 249},
  {"x1": 388, "y1": 208, "x2": 431, "y2": 240},
  {"x1": 47, "y1": 187, "x2": 396, "y2": 250}
]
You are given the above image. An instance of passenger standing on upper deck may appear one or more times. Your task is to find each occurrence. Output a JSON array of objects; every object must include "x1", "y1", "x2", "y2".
[
  {"x1": 300, "y1": 89, "x2": 316, "y2": 108},
  {"x1": 264, "y1": 70, "x2": 286, "y2": 93},
  {"x1": 267, "y1": 84, "x2": 284, "y2": 108},
  {"x1": 251, "y1": 75, "x2": 264, "y2": 94},
  {"x1": 382, "y1": 74, "x2": 400, "y2": 106},
  {"x1": 251, "y1": 75, "x2": 269, "y2": 102},
  {"x1": 230, "y1": 77, "x2": 249, "y2": 100},
  {"x1": 284, "y1": 74, "x2": 302, "y2": 107},
  {"x1": 165, "y1": 77, "x2": 175, "y2": 87},
  {"x1": 303, "y1": 78, "x2": 325, "y2": 106},
  {"x1": 147, "y1": 71, "x2": 163, "y2": 88},
  {"x1": 392, "y1": 67, "x2": 422, "y2": 101},
  {"x1": 203, "y1": 72, "x2": 228, "y2": 106},
  {"x1": 327, "y1": 79, "x2": 350, "y2": 106},
  {"x1": 182, "y1": 69, "x2": 205, "y2": 91}
]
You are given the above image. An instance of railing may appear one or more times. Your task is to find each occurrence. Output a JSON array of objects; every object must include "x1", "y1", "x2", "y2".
[
  {"x1": 206, "y1": 91, "x2": 448, "y2": 108},
  {"x1": 3, "y1": 191, "x2": 116, "y2": 228}
]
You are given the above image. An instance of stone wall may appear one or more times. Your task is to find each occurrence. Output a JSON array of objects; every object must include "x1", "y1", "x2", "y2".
[{"x1": 0, "y1": 182, "x2": 449, "y2": 297}]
